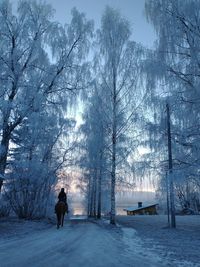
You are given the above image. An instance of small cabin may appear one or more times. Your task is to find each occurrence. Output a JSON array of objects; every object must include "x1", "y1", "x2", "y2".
[{"x1": 124, "y1": 202, "x2": 158, "y2": 215}]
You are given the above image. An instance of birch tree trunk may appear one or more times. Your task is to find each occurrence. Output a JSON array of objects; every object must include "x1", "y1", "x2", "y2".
[
  {"x1": 93, "y1": 169, "x2": 97, "y2": 218},
  {"x1": 0, "y1": 130, "x2": 10, "y2": 175},
  {"x1": 97, "y1": 167, "x2": 102, "y2": 219},
  {"x1": 166, "y1": 103, "x2": 176, "y2": 228},
  {"x1": 110, "y1": 73, "x2": 117, "y2": 225}
]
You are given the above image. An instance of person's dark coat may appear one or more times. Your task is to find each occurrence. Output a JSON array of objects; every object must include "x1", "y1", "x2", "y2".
[{"x1": 58, "y1": 191, "x2": 67, "y2": 203}]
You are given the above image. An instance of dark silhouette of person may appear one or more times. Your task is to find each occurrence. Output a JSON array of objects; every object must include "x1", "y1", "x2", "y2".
[
  {"x1": 57, "y1": 188, "x2": 68, "y2": 213},
  {"x1": 58, "y1": 188, "x2": 67, "y2": 203}
]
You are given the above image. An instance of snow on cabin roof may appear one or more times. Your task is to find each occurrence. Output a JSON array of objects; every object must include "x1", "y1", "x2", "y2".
[{"x1": 124, "y1": 203, "x2": 158, "y2": 212}]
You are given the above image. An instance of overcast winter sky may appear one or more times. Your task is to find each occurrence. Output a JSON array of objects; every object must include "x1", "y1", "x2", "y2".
[
  {"x1": 11, "y1": 0, "x2": 156, "y2": 48},
  {"x1": 52, "y1": 0, "x2": 156, "y2": 48}
]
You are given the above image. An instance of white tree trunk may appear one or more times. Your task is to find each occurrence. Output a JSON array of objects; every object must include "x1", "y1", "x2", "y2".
[
  {"x1": 110, "y1": 76, "x2": 117, "y2": 225},
  {"x1": 166, "y1": 103, "x2": 176, "y2": 228}
]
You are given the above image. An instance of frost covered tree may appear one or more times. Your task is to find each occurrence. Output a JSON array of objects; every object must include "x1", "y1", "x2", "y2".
[
  {"x1": 80, "y1": 87, "x2": 110, "y2": 218},
  {"x1": 92, "y1": 7, "x2": 144, "y2": 224},
  {"x1": 145, "y1": 0, "x2": 200, "y2": 171},
  {"x1": 7, "y1": 111, "x2": 76, "y2": 218},
  {"x1": 0, "y1": 0, "x2": 93, "y2": 217},
  {"x1": 144, "y1": 0, "x2": 200, "y2": 218},
  {"x1": 0, "y1": 0, "x2": 92, "y2": 175}
]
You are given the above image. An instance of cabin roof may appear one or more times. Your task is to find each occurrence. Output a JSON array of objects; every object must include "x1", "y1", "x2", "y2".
[{"x1": 124, "y1": 203, "x2": 158, "y2": 212}]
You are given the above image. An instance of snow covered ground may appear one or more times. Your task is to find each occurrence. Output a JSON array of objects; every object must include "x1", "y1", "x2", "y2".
[
  {"x1": 116, "y1": 215, "x2": 200, "y2": 267},
  {"x1": 0, "y1": 215, "x2": 199, "y2": 267}
]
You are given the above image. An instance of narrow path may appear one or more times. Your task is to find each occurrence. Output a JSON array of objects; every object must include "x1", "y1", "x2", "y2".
[{"x1": 0, "y1": 218, "x2": 171, "y2": 267}]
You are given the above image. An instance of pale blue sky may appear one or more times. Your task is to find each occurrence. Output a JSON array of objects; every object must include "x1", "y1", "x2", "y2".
[
  {"x1": 11, "y1": 0, "x2": 156, "y2": 48},
  {"x1": 48, "y1": 0, "x2": 156, "y2": 48}
]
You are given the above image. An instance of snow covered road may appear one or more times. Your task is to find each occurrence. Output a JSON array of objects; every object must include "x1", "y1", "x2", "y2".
[{"x1": 0, "y1": 218, "x2": 171, "y2": 267}]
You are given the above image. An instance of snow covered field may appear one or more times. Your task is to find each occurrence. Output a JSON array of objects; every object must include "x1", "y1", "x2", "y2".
[
  {"x1": 0, "y1": 215, "x2": 199, "y2": 267},
  {"x1": 116, "y1": 215, "x2": 200, "y2": 267}
]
